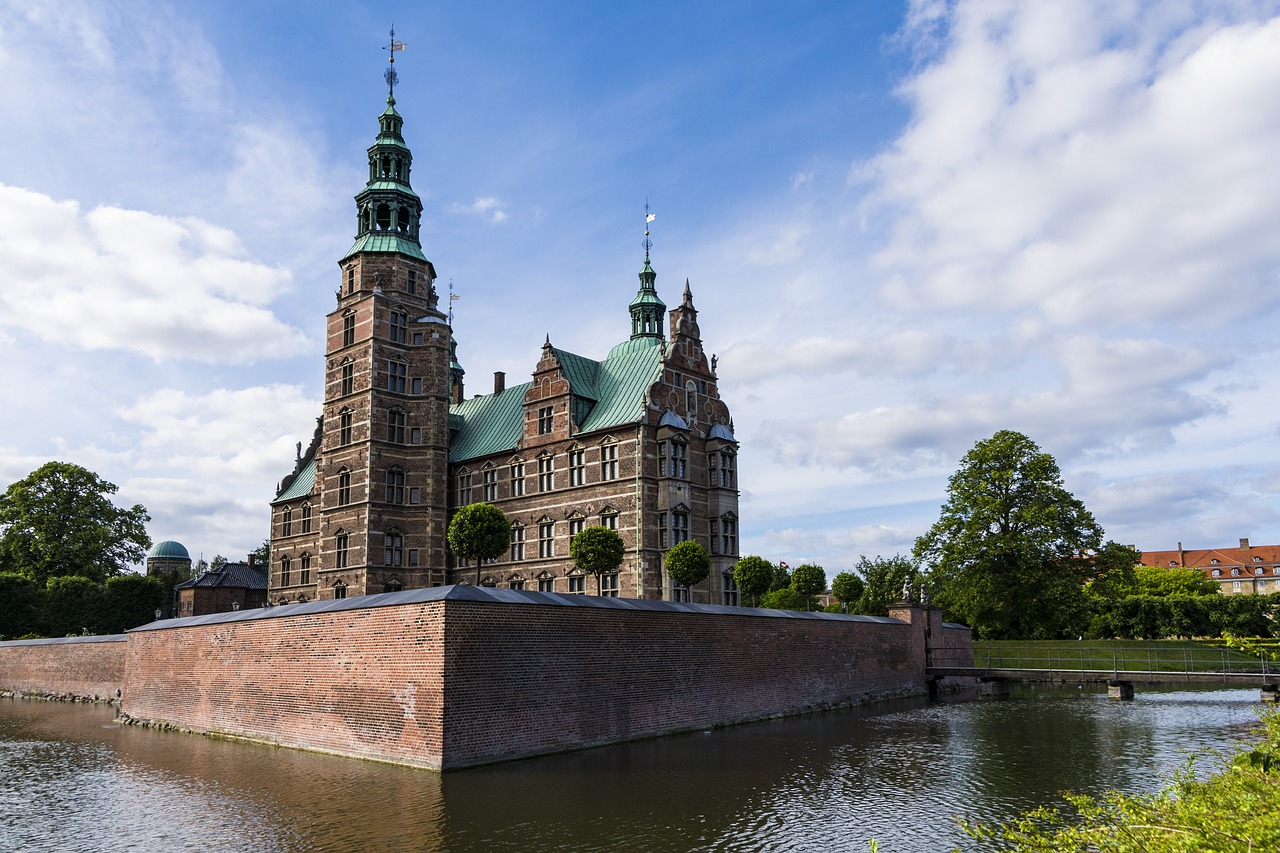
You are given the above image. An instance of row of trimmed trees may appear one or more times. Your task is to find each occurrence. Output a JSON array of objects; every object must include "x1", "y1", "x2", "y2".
[{"x1": 0, "y1": 572, "x2": 168, "y2": 639}]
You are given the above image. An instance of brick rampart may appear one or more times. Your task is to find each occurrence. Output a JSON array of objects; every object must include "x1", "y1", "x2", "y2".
[
  {"x1": 117, "y1": 587, "x2": 956, "y2": 769},
  {"x1": 0, "y1": 635, "x2": 126, "y2": 701}
]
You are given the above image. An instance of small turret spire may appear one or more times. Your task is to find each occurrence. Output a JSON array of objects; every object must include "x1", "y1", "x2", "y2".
[
  {"x1": 384, "y1": 26, "x2": 407, "y2": 101},
  {"x1": 630, "y1": 202, "x2": 665, "y2": 341}
]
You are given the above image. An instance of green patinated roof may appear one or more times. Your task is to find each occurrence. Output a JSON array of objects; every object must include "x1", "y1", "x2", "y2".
[
  {"x1": 362, "y1": 180, "x2": 418, "y2": 193},
  {"x1": 341, "y1": 233, "x2": 427, "y2": 262},
  {"x1": 147, "y1": 540, "x2": 190, "y2": 560},
  {"x1": 448, "y1": 336, "x2": 663, "y2": 463},
  {"x1": 273, "y1": 458, "x2": 316, "y2": 503}
]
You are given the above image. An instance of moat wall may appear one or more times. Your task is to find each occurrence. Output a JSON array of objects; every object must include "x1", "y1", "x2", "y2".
[
  {"x1": 0, "y1": 635, "x2": 126, "y2": 702},
  {"x1": 3, "y1": 587, "x2": 971, "y2": 770}
]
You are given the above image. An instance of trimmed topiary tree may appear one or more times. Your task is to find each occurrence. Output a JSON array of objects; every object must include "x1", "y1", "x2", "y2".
[
  {"x1": 446, "y1": 503, "x2": 510, "y2": 586},
  {"x1": 831, "y1": 571, "x2": 865, "y2": 613},
  {"x1": 570, "y1": 525, "x2": 626, "y2": 595},
  {"x1": 733, "y1": 555, "x2": 775, "y2": 607},
  {"x1": 791, "y1": 563, "x2": 827, "y2": 611},
  {"x1": 665, "y1": 541, "x2": 710, "y2": 600}
]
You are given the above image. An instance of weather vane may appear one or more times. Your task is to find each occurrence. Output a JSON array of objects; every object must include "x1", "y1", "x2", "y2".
[
  {"x1": 449, "y1": 279, "x2": 461, "y2": 324},
  {"x1": 384, "y1": 26, "x2": 407, "y2": 98},
  {"x1": 643, "y1": 200, "x2": 655, "y2": 261}
]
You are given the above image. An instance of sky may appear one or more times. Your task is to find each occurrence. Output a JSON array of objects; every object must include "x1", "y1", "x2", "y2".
[{"x1": 3, "y1": 0, "x2": 1280, "y2": 572}]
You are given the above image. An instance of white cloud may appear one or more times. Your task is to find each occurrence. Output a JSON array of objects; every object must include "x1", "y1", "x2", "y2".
[
  {"x1": 451, "y1": 196, "x2": 509, "y2": 224},
  {"x1": 0, "y1": 184, "x2": 309, "y2": 362}
]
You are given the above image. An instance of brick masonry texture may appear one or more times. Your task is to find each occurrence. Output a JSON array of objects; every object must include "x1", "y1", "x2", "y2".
[
  {"x1": 0, "y1": 635, "x2": 126, "y2": 701},
  {"x1": 109, "y1": 588, "x2": 965, "y2": 770}
]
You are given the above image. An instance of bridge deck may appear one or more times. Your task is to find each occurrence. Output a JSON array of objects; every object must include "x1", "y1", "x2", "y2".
[{"x1": 929, "y1": 666, "x2": 1278, "y2": 686}]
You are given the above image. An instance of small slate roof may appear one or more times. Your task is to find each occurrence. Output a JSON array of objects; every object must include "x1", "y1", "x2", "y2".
[
  {"x1": 175, "y1": 562, "x2": 268, "y2": 592},
  {"x1": 448, "y1": 336, "x2": 662, "y2": 463},
  {"x1": 273, "y1": 458, "x2": 316, "y2": 503}
]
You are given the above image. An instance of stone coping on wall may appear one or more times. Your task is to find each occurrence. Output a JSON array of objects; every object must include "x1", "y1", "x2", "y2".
[
  {"x1": 128, "y1": 584, "x2": 906, "y2": 632},
  {"x1": 0, "y1": 634, "x2": 127, "y2": 646}
]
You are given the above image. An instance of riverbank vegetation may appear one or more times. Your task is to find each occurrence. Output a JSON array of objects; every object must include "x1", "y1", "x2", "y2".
[
  {"x1": 971, "y1": 639, "x2": 1266, "y2": 673},
  {"x1": 956, "y1": 707, "x2": 1280, "y2": 851}
]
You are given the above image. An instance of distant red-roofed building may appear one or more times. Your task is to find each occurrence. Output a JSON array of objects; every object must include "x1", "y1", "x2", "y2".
[{"x1": 1138, "y1": 538, "x2": 1280, "y2": 595}]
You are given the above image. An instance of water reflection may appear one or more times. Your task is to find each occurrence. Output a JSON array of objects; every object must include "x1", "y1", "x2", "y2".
[{"x1": 0, "y1": 685, "x2": 1264, "y2": 852}]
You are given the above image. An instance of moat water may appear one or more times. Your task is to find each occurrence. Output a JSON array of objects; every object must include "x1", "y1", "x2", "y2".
[{"x1": 0, "y1": 685, "x2": 1266, "y2": 852}]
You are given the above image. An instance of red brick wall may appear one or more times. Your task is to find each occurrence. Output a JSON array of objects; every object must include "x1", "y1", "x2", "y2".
[
  {"x1": 0, "y1": 636, "x2": 126, "y2": 701},
  {"x1": 120, "y1": 592, "x2": 956, "y2": 769}
]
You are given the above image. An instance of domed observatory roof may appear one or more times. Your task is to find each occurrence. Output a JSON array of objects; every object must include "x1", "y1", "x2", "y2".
[{"x1": 148, "y1": 540, "x2": 190, "y2": 560}]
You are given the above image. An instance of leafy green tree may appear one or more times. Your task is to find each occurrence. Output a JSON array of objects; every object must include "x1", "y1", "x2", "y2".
[
  {"x1": 852, "y1": 554, "x2": 918, "y2": 616},
  {"x1": 666, "y1": 541, "x2": 711, "y2": 598},
  {"x1": 791, "y1": 563, "x2": 826, "y2": 610},
  {"x1": 914, "y1": 430, "x2": 1103, "y2": 639},
  {"x1": 733, "y1": 555, "x2": 775, "y2": 606},
  {"x1": 1133, "y1": 565, "x2": 1219, "y2": 597},
  {"x1": 249, "y1": 539, "x2": 270, "y2": 564},
  {"x1": 0, "y1": 572, "x2": 43, "y2": 638},
  {"x1": 0, "y1": 461, "x2": 151, "y2": 584},
  {"x1": 831, "y1": 572, "x2": 865, "y2": 612},
  {"x1": 43, "y1": 575, "x2": 105, "y2": 636},
  {"x1": 210, "y1": 554, "x2": 228, "y2": 570},
  {"x1": 446, "y1": 503, "x2": 510, "y2": 586},
  {"x1": 100, "y1": 573, "x2": 168, "y2": 634},
  {"x1": 769, "y1": 561, "x2": 791, "y2": 593},
  {"x1": 570, "y1": 526, "x2": 625, "y2": 595},
  {"x1": 1084, "y1": 541, "x2": 1142, "y2": 600},
  {"x1": 760, "y1": 586, "x2": 809, "y2": 611}
]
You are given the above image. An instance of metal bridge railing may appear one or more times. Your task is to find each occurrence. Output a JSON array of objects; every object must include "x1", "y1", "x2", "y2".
[{"x1": 928, "y1": 645, "x2": 1273, "y2": 678}]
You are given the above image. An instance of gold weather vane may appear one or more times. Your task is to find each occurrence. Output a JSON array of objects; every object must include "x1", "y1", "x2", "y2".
[
  {"x1": 384, "y1": 26, "x2": 407, "y2": 98},
  {"x1": 643, "y1": 201, "x2": 655, "y2": 260},
  {"x1": 449, "y1": 279, "x2": 461, "y2": 324}
]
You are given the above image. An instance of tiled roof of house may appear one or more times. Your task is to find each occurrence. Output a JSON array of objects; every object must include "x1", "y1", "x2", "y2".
[
  {"x1": 1141, "y1": 544, "x2": 1280, "y2": 569},
  {"x1": 448, "y1": 336, "x2": 662, "y2": 463},
  {"x1": 175, "y1": 562, "x2": 269, "y2": 591}
]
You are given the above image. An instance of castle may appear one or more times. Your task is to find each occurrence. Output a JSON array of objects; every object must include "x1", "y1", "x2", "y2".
[{"x1": 269, "y1": 80, "x2": 740, "y2": 605}]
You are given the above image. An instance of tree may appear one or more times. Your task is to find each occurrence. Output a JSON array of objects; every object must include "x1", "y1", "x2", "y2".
[
  {"x1": 769, "y1": 561, "x2": 792, "y2": 593},
  {"x1": 790, "y1": 564, "x2": 826, "y2": 610},
  {"x1": 0, "y1": 572, "x2": 43, "y2": 638},
  {"x1": 733, "y1": 555, "x2": 775, "y2": 606},
  {"x1": 760, "y1": 586, "x2": 809, "y2": 611},
  {"x1": 100, "y1": 573, "x2": 168, "y2": 634},
  {"x1": 249, "y1": 539, "x2": 270, "y2": 565},
  {"x1": 446, "y1": 503, "x2": 510, "y2": 585},
  {"x1": 852, "y1": 554, "x2": 918, "y2": 616},
  {"x1": 570, "y1": 526, "x2": 625, "y2": 595},
  {"x1": 43, "y1": 575, "x2": 105, "y2": 637},
  {"x1": 1133, "y1": 565, "x2": 1218, "y2": 597},
  {"x1": 210, "y1": 554, "x2": 228, "y2": 570},
  {"x1": 665, "y1": 541, "x2": 711, "y2": 598},
  {"x1": 1084, "y1": 541, "x2": 1142, "y2": 600},
  {"x1": 914, "y1": 430, "x2": 1103, "y2": 639},
  {"x1": 830, "y1": 572, "x2": 865, "y2": 612},
  {"x1": 0, "y1": 461, "x2": 151, "y2": 584}
]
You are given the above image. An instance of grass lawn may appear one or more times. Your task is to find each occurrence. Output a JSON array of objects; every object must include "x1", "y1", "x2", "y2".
[{"x1": 969, "y1": 639, "x2": 1267, "y2": 673}]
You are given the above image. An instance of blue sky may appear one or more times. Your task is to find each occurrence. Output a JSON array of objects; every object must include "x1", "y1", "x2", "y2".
[{"x1": 3, "y1": 0, "x2": 1280, "y2": 570}]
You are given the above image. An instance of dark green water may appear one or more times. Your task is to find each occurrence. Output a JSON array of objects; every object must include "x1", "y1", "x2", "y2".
[{"x1": 0, "y1": 685, "x2": 1266, "y2": 852}]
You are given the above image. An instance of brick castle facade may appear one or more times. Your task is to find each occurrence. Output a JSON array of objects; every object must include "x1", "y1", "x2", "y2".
[{"x1": 269, "y1": 86, "x2": 740, "y2": 605}]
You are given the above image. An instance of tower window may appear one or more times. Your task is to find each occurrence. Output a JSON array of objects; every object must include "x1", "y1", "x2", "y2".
[
  {"x1": 407, "y1": 269, "x2": 417, "y2": 295},
  {"x1": 341, "y1": 362, "x2": 354, "y2": 396},
  {"x1": 301, "y1": 504, "x2": 312, "y2": 534},
  {"x1": 389, "y1": 311, "x2": 408, "y2": 343},
  {"x1": 280, "y1": 556, "x2": 291, "y2": 587},
  {"x1": 384, "y1": 533, "x2": 403, "y2": 567},
  {"x1": 537, "y1": 406, "x2": 553, "y2": 435},
  {"x1": 299, "y1": 553, "x2": 311, "y2": 586},
  {"x1": 347, "y1": 268, "x2": 355, "y2": 294},
  {"x1": 339, "y1": 411, "x2": 353, "y2": 446},
  {"x1": 333, "y1": 582, "x2": 347, "y2": 600},
  {"x1": 343, "y1": 313, "x2": 355, "y2": 347},
  {"x1": 337, "y1": 470, "x2": 351, "y2": 506},
  {"x1": 387, "y1": 360, "x2": 407, "y2": 393},
  {"x1": 282, "y1": 507, "x2": 292, "y2": 537},
  {"x1": 387, "y1": 410, "x2": 406, "y2": 444},
  {"x1": 385, "y1": 470, "x2": 405, "y2": 504},
  {"x1": 336, "y1": 533, "x2": 349, "y2": 569}
]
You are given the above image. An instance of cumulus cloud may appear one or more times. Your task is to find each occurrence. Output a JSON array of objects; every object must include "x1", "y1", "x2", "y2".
[
  {"x1": 0, "y1": 184, "x2": 309, "y2": 362},
  {"x1": 867, "y1": 2, "x2": 1280, "y2": 330},
  {"x1": 722, "y1": 330, "x2": 1002, "y2": 383},
  {"x1": 451, "y1": 196, "x2": 509, "y2": 224}
]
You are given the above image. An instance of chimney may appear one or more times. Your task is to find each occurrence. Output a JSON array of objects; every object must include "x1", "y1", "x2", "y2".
[
  {"x1": 1241, "y1": 537, "x2": 1250, "y2": 549},
  {"x1": 248, "y1": 554, "x2": 256, "y2": 568},
  {"x1": 494, "y1": 371, "x2": 505, "y2": 394},
  {"x1": 452, "y1": 381, "x2": 464, "y2": 405}
]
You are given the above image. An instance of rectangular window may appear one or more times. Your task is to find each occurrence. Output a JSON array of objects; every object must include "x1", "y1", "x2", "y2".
[
  {"x1": 282, "y1": 509, "x2": 292, "y2": 537},
  {"x1": 722, "y1": 453, "x2": 736, "y2": 488},
  {"x1": 280, "y1": 557, "x2": 290, "y2": 588},
  {"x1": 568, "y1": 575, "x2": 585, "y2": 594},
  {"x1": 538, "y1": 576, "x2": 554, "y2": 592},
  {"x1": 334, "y1": 585, "x2": 347, "y2": 600},
  {"x1": 408, "y1": 549, "x2": 419, "y2": 566},
  {"x1": 538, "y1": 455, "x2": 554, "y2": 492},
  {"x1": 343, "y1": 313, "x2": 355, "y2": 346},
  {"x1": 411, "y1": 377, "x2": 422, "y2": 395},
  {"x1": 299, "y1": 554, "x2": 311, "y2": 586},
  {"x1": 407, "y1": 269, "x2": 417, "y2": 295},
  {"x1": 710, "y1": 519, "x2": 720, "y2": 555},
  {"x1": 510, "y1": 526, "x2": 525, "y2": 561},
  {"x1": 537, "y1": 406, "x2": 553, "y2": 435},
  {"x1": 339, "y1": 411, "x2": 353, "y2": 446},
  {"x1": 569, "y1": 449, "x2": 585, "y2": 486},
  {"x1": 671, "y1": 442, "x2": 687, "y2": 479},
  {"x1": 722, "y1": 519, "x2": 737, "y2": 556},
  {"x1": 569, "y1": 517, "x2": 584, "y2": 539},
  {"x1": 539, "y1": 521, "x2": 554, "y2": 558},
  {"x1": 347, "y1": 268, "x2": 355, "y2": 295},
  {"x1": 384, "y1": 533, "x2": 402, "y2": 567},
  {"x1": 671, "y1": 582, "x2": 689, "y2": 603},
  {"x1": 722, "y1": 573, "x2": 739, "y2": 606},
  {"x1": 658, "y1": 442, "x2": 667, "y2": 477},
  {"x1": 410, "y1": 427, "x2": 421, "y2": 445},
  {"x1": 387, "y1": 410, "x2": 406, "y2": 444},
  {"x1": 385, "y1": 470, "x2": 405, "y2": 504},
  {"x1": 510, "y1": 462, "x2": 525, "y2": 496},
  {"x1": 673, "y1": 510, "x2": 689, "y2": 545},
  {"x1": 601, "y1": 573, "x2": 619, "y2": 598},
  {"x1": 409, "y1": 487, "x2": 420, "y2": 505},
  {"x1": 387, "y1": 360, "x2": 407, "y2": 393},
  {"x1": 336, "y1": 534, "x2": 349, "y2": 569},
  {"x1": 341, "y1": 363, "x2": 354, "y2": 396},
  {"x1": 600, "y1": 444, "x2": 618, "y2": 480},
  {"x1": 601, "y1": 513, "x2": 617, "y2": 531},
  {"x1": 301, "y1": 504, "x2": 312, "y2": 534},
  {"x1": 337, "y1": 471, "x2": 351, "y2": 506},
  {"x1": 659, "y1": 512, "x2": 668, "y2": 549},
  {"x1": 389, "y1": 311, "x2": 408, "y2": 343},
  {"x1": 709, "y1": 452, "x2": 719, "y2": 486},
  {"x1": 458, "y1": 472, "x2": 472, "y2": 506},
  {"x1": 509, "y1": 579, "x2": 525, "y2": 590},
  {"x1": 483, "y1": 468, "x2": 498, "y2": 502}
]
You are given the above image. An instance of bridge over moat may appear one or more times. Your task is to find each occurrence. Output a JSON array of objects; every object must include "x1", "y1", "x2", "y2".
[{"x1": 926, "y1": 645, "x2": 1280, "y2": 700}]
